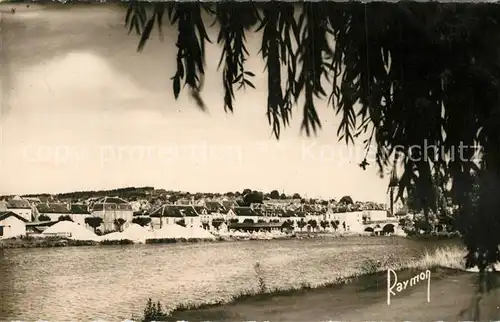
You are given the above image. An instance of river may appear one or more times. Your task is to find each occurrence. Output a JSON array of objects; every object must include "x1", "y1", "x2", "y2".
[{"x1": 0, "y1": 237, "x2": 458, "y2": 320}]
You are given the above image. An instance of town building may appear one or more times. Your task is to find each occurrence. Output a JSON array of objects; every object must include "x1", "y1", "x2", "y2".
[
  {"x1": 228, "y1": 222, "x2": 286, "y2": 233},
  {"x1": 332, "y1": 211, "x2": 364, "y2": 232},
  {"x1": 204, "y1": 200, "x2": 227, "y2": 222},
  {"x1": 25, "y1": 221, "x2": 58, "y2": 235},
  {"x1": 229, "y1": 207, "x2": 265, "y2": 224},
  {"x1": 36, "y1": 203, "x2": 92, "y2": 227},
  {"x1": 149, "y1": 205, "x2": 201, "y2": 228},
  {"x1": 0, "y1": 211, "x2": 28, "y2": 238},
  {"x1": 4, "y1": 196, "x2": 34, "y2": 221},
  {"x1": 91, "y1": 197, "x2": 134, "y2": 232}
]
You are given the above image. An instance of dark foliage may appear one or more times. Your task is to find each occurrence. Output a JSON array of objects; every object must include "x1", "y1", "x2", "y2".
[
  {"x1": 142, "y1": 298, "x2": 169, "y2": 322},
  {"x1": 132, "y1": 216, "x2": 152, "y2": 227},
  {"x1": 146, "y1": 238, "x2": 177, "y2": 244},
  {"x1": 85, "y1": 216, "x2": 103, "y2": 233},
  {"x1": 339, "y1": 196, "x2": 354, "y2": 205},
  {"x1": 212, "y1": 220, "x2": 223, "y2": 230},
  {"x1": 38, "y1": 215, "x2": 51, "y2": 222},
  {"x1": 100, "y1": 239, "x2": 134, "y2": 245},
  {"x1": 113, "y1": 218, "x2": 127, "y2": 232},
  {"x1": 297, "y1": 219, "x2": 307, "y2": 232},
  {"x1": 57, "y1": 186, "x2": 154, "y2": 200},
  {"x1": 122, "y1": 2, "x2": 500, "y2": 271},
  {"x1": 307, "y1": 219, "x2": 318, "y2": 231},
  {"x1": 269, "y1": 190, "x2": 280, "y2": 199},
  {"x1": 242, "y1": 191, "x2": 264, "y2": 206}
]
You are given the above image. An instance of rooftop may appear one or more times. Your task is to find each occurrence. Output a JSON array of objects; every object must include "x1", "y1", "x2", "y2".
[
  {"x1": 0, "y1": 211, "x2": 29, "y2": 222},
  {"x1": 37, "y1": 203, "x2": 70, "y2": 214},
  {"x1": 7, "y1": 196, "x2": 31, "y2": 209},
  {"x1": 233, "y1": 207, "x2": 258, "y2": 217},
  {"x1": 150, "y1": 205, "x2": 199, "y2": 217}
]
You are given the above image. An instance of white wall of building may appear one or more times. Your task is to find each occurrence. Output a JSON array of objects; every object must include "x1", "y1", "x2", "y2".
[
  {"x1": 92, "y1": 210, "x2": 133, "y2": 232},
  {"x1": 150, "y1": 216, "x2": 201, "y2": 228},
  {"x1": 331, "y1": 211, "x2": 364, "y2": 232},
  {"x1": 0, "y1": 216, "x2": 26, "y2": 238},
  {"x1": 364, "y1": 210, "x2": 389, "y2": 222}
]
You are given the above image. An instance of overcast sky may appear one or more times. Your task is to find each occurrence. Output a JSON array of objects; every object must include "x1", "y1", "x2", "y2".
[{"x1": 0, "y1": 4, "x2": 389, "y2": 202}]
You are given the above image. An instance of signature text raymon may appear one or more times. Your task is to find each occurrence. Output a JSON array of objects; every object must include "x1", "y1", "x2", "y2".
[{"x1": 387, "y1": 269, "x2": 431, "y2": 305}]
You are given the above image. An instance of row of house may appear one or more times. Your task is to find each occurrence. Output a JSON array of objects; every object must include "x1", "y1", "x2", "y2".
[
  {"x1": 136, "y1": 202, "x2": 393, "y2": 233},
  {"x1": 0, "y1": 194, "x2": 393, "y2": 238},
  {"x1": 0, "y1": 196, "x2": 130, "y2": 236}
]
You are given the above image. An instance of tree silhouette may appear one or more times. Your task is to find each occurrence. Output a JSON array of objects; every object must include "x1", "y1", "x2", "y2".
[
  {"x1": 125, "y1": 2, "x2": 500, "y2": 271},
  {"x1": 269, "y1": 190, "x2": 280, "y2": 199},
  {"x1": 38, "y1": 214, "x2": 51, "y2": 222},
  {"x1": 58, "y1": 215, "x2": 73, "y2": 222},
  {"x1": 243, "y1": 191, "x2": 264, "y2": 206},
  {"x1": 212, "y1": 220, "x2": 223, "y2": 230},
  {"x1": 320, "y1": 220, "x2": 329, "y2": 231},
  {"x1": 308, "y1": 220, "x2": 318, "y2": 232},
  {"x1": 282, "y1": 220, "x2": 293, "y2": 229},
  {"x1": 339, "y1": 196, "x2": 354, "y2": 205},
  {"x1": 297, "y1": 219, "x2": 306, "y2": 232},
  {"x1": 114, "y1": 218, "x2": 127, "y2": 232},
  {"x1": 85, "y1": 216, "x2": 103, "y2": 233},
  {"x1": 132, "y1": 216, "x2": 151, "y2": 227}
]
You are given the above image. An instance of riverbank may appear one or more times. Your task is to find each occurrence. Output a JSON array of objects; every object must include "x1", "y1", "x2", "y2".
[
  {"x1": 165, "y1": 267, "x2": 500, "y2": 321},
  {"x1": 135, "y1": 245, "x2": 500, "y2": 321},
  {"x1": 0, "y1": 236, "x2": 221, "y2": 248},
  {"x1": 0, "y1": 236, "x2": 97, "y2": 248},
  {"x1": 0, "y1": 231, "x2": 371, "y2": 249}
]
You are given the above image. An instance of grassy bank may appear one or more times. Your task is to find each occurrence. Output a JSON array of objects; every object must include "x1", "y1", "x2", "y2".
[
  {"x1": 0, "y1": 232, "x2": 344, "y2": 249},
  {"x1": 406, "y1": 231, "x2": 461, "y2": 240},
  {"x1": 134, "y1": 245, "x2": 468, "y2": 321},
  {"x1": 0, "y1": 231, "x2": 454, "y2": 250},
  {"x1": 0, "y1": 236, "x2": 224, "y2": 248},
  {"x1": 0, "y1": 236, "x2": 97, "y2": 248}
]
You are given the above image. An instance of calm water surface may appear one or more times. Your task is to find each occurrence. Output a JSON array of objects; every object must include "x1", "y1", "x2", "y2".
[{"x1": 0, "y1": 237, "x2": 457, "y2": 320}]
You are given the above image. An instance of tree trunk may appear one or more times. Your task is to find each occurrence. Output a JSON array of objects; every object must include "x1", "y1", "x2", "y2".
[{"x1": 424, "y1": 208, "x2": 430, "y2": 233}]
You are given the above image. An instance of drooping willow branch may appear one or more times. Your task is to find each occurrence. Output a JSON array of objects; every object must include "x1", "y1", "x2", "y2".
[{"x1": 125, "y1": 1, "x2": 500, "y2": 271}]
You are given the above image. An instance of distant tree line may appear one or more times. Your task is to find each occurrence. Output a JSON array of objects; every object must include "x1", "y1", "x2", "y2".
[{"x1": 12, "y1": 186, "x2": 378, "y2": 210}]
